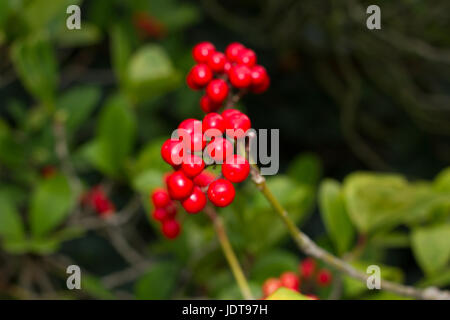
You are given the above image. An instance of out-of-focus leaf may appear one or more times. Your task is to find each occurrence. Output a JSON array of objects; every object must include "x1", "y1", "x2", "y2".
[
  {"x1": 0, "y1": 120, "x2": 26, "y2": 169},
  {"x1": 57, "y1": 23, "x2": 101, "y2": 47},
  {"x1": 265, "y1": 287, "x2": 311, "y2": 300},
  {"x1": 217, "y1": 282, "x2": 260, "y2": 300},
  {"x1": 135, "y1": 261, "x2": 179, "y2": 299},
  {"x1": 110, "y1": 23, "x2": 133, "y2": 87},
  {"x1": 371, "y1": 231, "x2": 410, "y2": 248},
  {"x1": 127, "y1": 44, "x2": 181, "y2": 101},
  {"x1": 82, "y1": 274, "x2": 116, "y2": 300},
  {"x1": 22, "y1": 0, "x2": 80, "y2": 32},
  {"x1": 131, "y1": 138, "x2": 168, "y2": 177},
  {"x1": 11, "y1": 33, "x2": 58, "y2": 105},
  {"x1": 361, "y1": 291, "x2": 411, "y2": 300},
  {"x1": 411, "y1": 224, "x2": 450, "y2": 275},
  {"x1": 30, "y1": 174, "x2": 74, "y2": 237},
  {"x1": 434, "y1": 167, "x2": 450, "y2": 192},
  {"x1": 132, "y1": 169, "x2": 164, "y2": 194},
  {"x1": 319, "y1": 179, "x2": 355, "y2": 255},
  {"x1": 250, "y1": 250, "x2": 299, "y2": 282},
  {"x1": 94, "y1": 95, "x2": 136, "y2": 178},
  {"x1": 0, "y1": 191, "x2": 25, "y2": 241},
  {"x1": 57, "y1": 85, "x2": 101, "y2": 134},
  {"x1": 287, "y1": 153, "x2": 322, "y2": 186},
  {"x1": 417, "y1": 269, "x2": 450, "y2": 288}
]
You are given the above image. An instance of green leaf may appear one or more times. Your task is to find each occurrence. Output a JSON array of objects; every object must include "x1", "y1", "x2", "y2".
[
  {"x1": 110, "y1": 23, "x2": 132, "y2": 87},
  {"x1": 30, "y1": 174, "x2": 74, "y2": 237},
  {"x1": 135, "y1": 262, "x2": 179, "y2": 299},
  {"x1": 127, "y1": 44, "x2": 181, "y2": 101},
  {"x1": 56, "y1": 23, "x2": 101, "y2": 47},
  {"x1": 132, "y1": 169, "x2": 164, "y2": 194},
  {"x1": 82, "y1": 274, "x2": 116, "y2": 300},
  {"x1": 57, "y1": 85, "x2": 101, "y2": 134},
  {"x1": 319, "y1": 179, "x2": 355, "y2": 255},
  {"x1": 11, "y1": 33, "x2": 58, "y2": 106},
  {"x1": 131, "y1": 138, "x2": 168, "y2": 177},
  {"x1": 250, "y1": 250, "x2": 299, "y2": 282},
  {"x1": 95, "y1": 95, "x2": 136, "y2": 178},
  {"x1": 411, "y1": 224, "x2": 450, "y2": 275},
  {"x1": 434, "y1": 167, "x2": 450, "y2": 192},
  {"x1": 287, "y1": 153, "x2": 322, "y2": 186},
  {"x1": 0, "y1": 191, "x2": 25, "y2": 241},
  {"x1": 417, "y1": 269, "x2": 450, "y2": 288},
  {"x1": 265, "y1": 287, "x2": 311, "y2": 300}
]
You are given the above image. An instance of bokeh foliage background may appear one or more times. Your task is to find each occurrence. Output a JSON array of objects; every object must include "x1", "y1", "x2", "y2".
[{"x1": 0, "y1": 0, "x2": 449, "y2": 299}]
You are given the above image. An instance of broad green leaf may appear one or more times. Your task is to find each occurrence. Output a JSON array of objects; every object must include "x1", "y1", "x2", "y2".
[
  {"x1": 434, "y1": 167, "x2": 450, "y2": 192},
  {"x1": 131, "y1": 138, "x2": 168, "y2": 177},
  {"x1": 95, "y1": 95, "x2": 136, "y2": 178},
  {"x1": 250, "y1": 250, "x2": 299, "y2": 282},
  {"x1": 148, "y1": 0, "x2": 200, "y2": 32},
  {"x1": 11, "y1": 33, "x2": 58, "y2": 106},
  {"x1": 216, "y1": 282, "x2": 260, "y2": 300},
  {"x1": 82, "y1": 274, "x2": 116, "y2": 300},
  {"x1": 411, "y1": 224, "x2": 450, "y2": 275},
  {"x1": 371, "y1": 231, "x2": 410, "y2": 248},
  {"x1": 127, "y1": 44, "x2": 181, "y2": 101},
  {"x1": 287, "y1": 153, "x2": 322, "y2": 186},
  {"x1": 110, "y1": 23, "x2": 132, "y2": 87},
  {"x1": 265, "y1": 287, "x2": 311, "y2": 300},
  {"x1": 132, "y1": 169, "x2": 164, "y2": 194},
  {"x1": 57, "y1": 85, "x2": 101, "y2": 134},
  {"x1": 135, "y1": 262, "x2": 179, "y2": 299},
  {"x1": 319, "y1": 179, "x2": 355, "y2": 255},
  {"x1": 30, "y1": 174, "x2": 74, "y2": 237},
  {"x1": 0, "y1": 191, "x2": 25, "y2": 241},
  {"x1": 56, "y1": 23, "x2": 101, "y2": 47},
  {"x1": 417, "y1": 269, "x2": 450, "y2": 288}
]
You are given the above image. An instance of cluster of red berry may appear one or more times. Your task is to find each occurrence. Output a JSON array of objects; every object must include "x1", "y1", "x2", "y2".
[
  {"x1": 262, "y1": 258, "x2": 333, "y2": 299},
  {"x1": 81, "y1": 186, "x2": 115, "y2": 218},
  {"x1": 149, "y1": 42, "x2": 269, "y2": 240},
  {"x1": 187, "y1": 42, "x2": 270, "y2": 112}
]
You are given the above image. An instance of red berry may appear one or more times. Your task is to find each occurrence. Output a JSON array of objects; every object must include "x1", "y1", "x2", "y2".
[
  {"x1": 181, "y1": 154, "x2": 205, "y2": 179},
  {"x1": 223, "y1": 61, "x2": 232, "y2": 73},
  {"x1": 299, "y1": 258, "x2": 316, "y2": 279},
  {"x1": 186, "y1": 71, "x2": 201, "y2": 90},
  {"x1": 228, "y1": 65, "x2": 252, "y2": 89},
  {"x1": 193, "y1": 171, "x2": 216, "y2": 187},
  {"x1": 250, "y1": 65, "x2": 268, "y2": 87},
  {"x1": 165, "y1": 201, "x2": 177, "y2": 218},
  {"x1": 151, "y1": 188, "x2": 170, "y2": 208},
  {"x1": 207, "y1": 51, "x2": 227, "y2": 73},
  {"x1": 206, "y1": 137, "x2": 233, "y2": 162},
  {"x1": 200, "y1": 95, "x2": 221, "y2": 113},
  {"x1": 225, "y1": 42, "x2": 245, "y2": 62},
  {"x1": 224, "y1": 112, "x2": 251, "y2": 139},
  {"x1": 207, "y1": 179, "x2": 235, "y2": 207},
  {"x1": 222, "y1": 155, "x2": 250, "y2": 183},
  {"x1": 203, "y1": 112, "x2": 225, "y2": 137},
  {"x1": 262, "y1": 278, "x2": 282, "y2": 297},
  {"x1": 161, "y1": 219, "x2": 181, "y2": 239},
  {"x1": 167, "y1": 170, "x2": 194, "y2": 200},
  {"x1": 192, "y1": 42, "x2": 215, "y2": 63},
  {"x1": 206, "y1": 79, "x2": 229, "y2": 104},
  {"x1": 152, "y1": 207, "x2": 168, "y2": 221},
  {"x1": 161, "y1": 138, "x2": 184, "y2": 167},
  {"x1": 317, "y1": 269, "x2": 332, "y2": 286},
  {"x1": 236, "y1": 48, "x2": 257, "y2": 67},
  {"x1": 182, "y1": 186, "x2": 207, "y2": 214},
  {"x1": 280, "y1": 272, "x2": 300, "y2": 291},
  {"x1": 251, "y1": 75, "x2": 270, "y2": 94},
  {"x1": 221, "y1": 109, "x2": 242, "y2": 120},
  {"x1": 188, "y1": 64, "x2": 213, "y2": 88},
  {"x1": 178, "y1": 119, "x2": 205, "y2": 152}
]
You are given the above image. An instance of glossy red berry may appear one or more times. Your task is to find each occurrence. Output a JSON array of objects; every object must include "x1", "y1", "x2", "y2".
[
  {"x1": 200, "y1": 95, "x2": 221, "y2": 113},
  {"x1": 193, "y1": 171, "x2": 216, "y2": 187},
  {"x1": 206, "y1": 79, "x2": 229, "y2": 104},
  {"x1": 221, "y1": 109, "x2": 242, "y2": 120},
  {"x1": 182, "y1": 186, "x2": 207, "y2": 214},
  {"x1": 192, "y1": 42, "x2": 215, "y2": 63},
  {"x1": 207, "y1": 51, "x2": 227, "y2": 73},
  {"x1": 161, "y1": 138, "x2": 184, "y2": 167},
  {"x1": 151, "y1": 188, "x2": 170, "y2": 208},
  {"x1": 225, "y1": 42, "x2": 245, "y2": 62},
  {"x1": 280, "y1": 272, "x2": 300, "y2": 291},
  {"x1": 317, "y1": 269, "x2": 332, "y2": 286},
  {"x1": 165, "y1": 201, "x2": 177, "y2": 218},
  {"x1": 178, "y1": 119, "x2": 205, "y2": 152},
  {"x1": 250, "y1": 65, "x2": 268, "y2": 87},
  {"x1": 167, "y1": 170, "x2": 194, "y2": 200},
  {"x1": 236, "y1": 48, "x2": 257, "y2": 67},
  {"x1": 206, "y1": 137, "x2": 233, "y2": 162},
  {"x1": 262, "y1": 278, "x2": 282, "y2": 297},
  {"x1": 161, "y1": 219, "x2": 181, "y2": 239},
  {"x1": 187, "y1": 64, "x2": 213, "y2": 88},
  {"x1": 299, "y1": 258, "x2": 316, "y2": 279},
  {"x1": 152, "y1": 207, "x2": 168, "y2": 221},
  {"x1": 222, "y1": 155, "x2": 250, "y2": 183},
  {"x1": 181, "y1": 154, "x2": 205, "y2": 179},
  {"x1": 251, "y1": 75, "x2": 270, "y2": 94},
  {"x1": 224, "y1": 112, "x2": 251, "y2": 139},
  {"x1": 207, "y1": 179, "x2": 235, "y2": 207},
  {"x1": 228, "y1": 65, "x2": 252, "y2": 88},
  {"x1": 223, "y1": 61, "x2": 232, "y2": 73},
  {"x1": 203, "y1": 112, "x2": 225, "y2": 137}
]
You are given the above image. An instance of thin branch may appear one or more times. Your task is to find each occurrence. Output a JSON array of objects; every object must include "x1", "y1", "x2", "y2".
[
  {"x1": 204, "y1": 205, "x2": 254, "y2": 300},
  {"x1": 250, "y1": 165, "x2": 450, "y2": 300}
]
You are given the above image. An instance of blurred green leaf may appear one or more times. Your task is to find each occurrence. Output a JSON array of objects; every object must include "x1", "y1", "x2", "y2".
[
  {"x1": 11, "y1": 33, "x2": 58, "y2": 106},
  {"x1": 266, "y1": 287, "x2": 311, "y2": 300},
  {"x1": 57, "y1": 85, "x2": 101, "y2": 134},
  {"x1": 250, "y1": 250, "x2": 299, "y2": 282},
  {"x1": 411, "y1": 224, "x2": 450, "y2": 275},
  {"x1": 132, "y1": 169, "x2": 164, "y2": 194},
  {"x1": 417, "y1": 269, "x2": 450, "y2": 288},
  {"x1": 434, "y1": 167, "x2": 450, "y2": 192},
  {"x1": 319, "y1": 179, "x2": 355, "y2": 255},
  {"x1": 287, "y1": 153, "x2": 322, "y2": 186},
  {"x1": 56, "y1": 23, "x2": 101, "y2": 47},
  {"x1": 135, "y1": 261, "x2": 179, "y2": 299},
  {"x1": 30, "y1": 174, "x2": 74, "y2": 237},
  {"x1": 131, "y1": 138, "x2": 168, "y2": 177},
  {"x1": 0, "y1": 191, "x2": 25, "y2": 241},
  {"x1": 82, "y1": 274, "x2": 116, "y2": 300},
  {"x1": 110, "y1": 23, "x2": 132, "y2": 87},
  {"x1": 127, "y1": 44, "x2": 181, "y2": 101}
]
